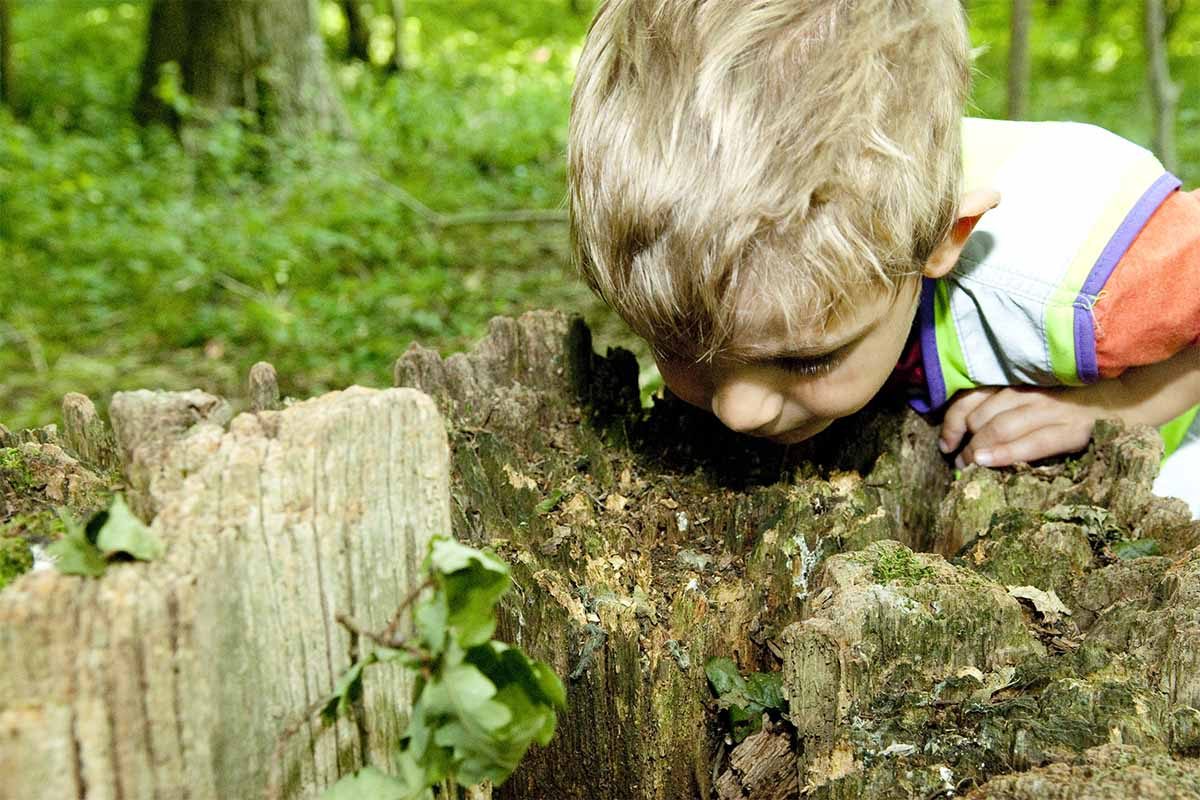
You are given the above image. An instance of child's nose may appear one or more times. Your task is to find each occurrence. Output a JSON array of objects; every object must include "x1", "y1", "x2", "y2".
[{"x1": 710, "y1": 378, "x2": 784, "y2": 435}]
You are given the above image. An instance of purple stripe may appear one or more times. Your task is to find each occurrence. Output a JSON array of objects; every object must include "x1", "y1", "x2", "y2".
[
  {"x1": 909, "y1": 277, "x2": 945, "y2": 414},
  {"x1": 1074, "y1": 172, "x2": 1182, "y2": 383}
]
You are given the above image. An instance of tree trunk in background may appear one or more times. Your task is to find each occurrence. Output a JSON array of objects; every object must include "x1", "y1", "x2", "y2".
[
  {"x1": 1079, "y1": 0, "x2": 1103, "y2": 67},
  {"x1": 1145, "y1": 0, "x2": 1179, "y2": 172},
  {"x1": 0, "y1": 0, "x2": 12, "y2": 108},
  {"x1": 1007, "y1": 0, "x2": 1031, "y2": 119},
  {"x1": 342, "y1": 0, "x2": 371, "y2": 62},
  {"x1": 135, "y1": 0, "x2": 347, "y2": 136},
  {"x1": 390, "y1": 0, "x2": 405, "y2": 72}
]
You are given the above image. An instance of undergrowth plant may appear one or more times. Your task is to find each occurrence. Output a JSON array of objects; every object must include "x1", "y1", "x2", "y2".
[{"x1": 268, "y1": 536, "x2": 565, "y2": 800}]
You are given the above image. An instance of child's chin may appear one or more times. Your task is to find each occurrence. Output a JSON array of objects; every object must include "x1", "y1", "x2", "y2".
[{"x1": 769, "y1": 420, "x2": 832, "y2": 445}]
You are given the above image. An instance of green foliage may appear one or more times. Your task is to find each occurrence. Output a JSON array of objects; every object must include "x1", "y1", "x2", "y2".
[
  {"x1": 0, "y1": 537, "x2": 35, "y2": 591},
  {"x1": 705, "y1": 657, "x2": 785, "y2": 744},
  {"x1": 320, "y1": 536, "x2": 565, "y2": 799},
  {"x1": 47, "y1": 494, "x2": 163, "y2": 577}
]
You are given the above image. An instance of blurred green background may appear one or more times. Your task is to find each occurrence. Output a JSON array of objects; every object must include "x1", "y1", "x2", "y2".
[{"x1": 1, "y1": 0, "x2": 1197, "y2": 430}]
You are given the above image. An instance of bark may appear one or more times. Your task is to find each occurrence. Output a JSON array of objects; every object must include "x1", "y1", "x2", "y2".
[
  {"x1": 249, "y1": 360, "x2": 282, "y2": 412},
  {"x1": 1145, "y1": 0, "x2": 1179, "y2": 172},
  {"x1": 61, "y1": 392, "x2": 120, "y2": 473},
  {"x1": 0, "y1": 0, "x2": 11, "y2": 108},
  {"x1": 135, "y1": 0, "x2": 347, "y2": 136},
  {"x1": 393, "y1": 312, "x2": 952, "y2": 799},
  {"x1": 342, "y1": 0, "x2": 371, "y2": 62},
  {"x1": 393, "y1": 311, "x2": 1200, "y2": 800},
  {"x1": 968, "y1": 744, "x2": 1200, "y2": 798},
  {"x1": 1008, "y1": 0, "x2": 1032, "y2": 120},
  {"x1": 714, "y1": 717, "x2": 799, "y2": 800},
  {"x1": 0, "y1": 385, "x2": 448, "y2": 799}
]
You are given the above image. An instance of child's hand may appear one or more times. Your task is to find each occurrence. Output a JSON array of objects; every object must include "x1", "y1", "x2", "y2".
[
  {"x1": 938, "y1": 347, "x2": 1200, "y2": 469},
  {"x1": 937, "y1": 386, "x2": 1103, "y2": 469}
]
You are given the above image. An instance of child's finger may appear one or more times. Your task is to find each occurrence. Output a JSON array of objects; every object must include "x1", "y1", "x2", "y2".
[
  {"x1": 939, "y1": 388, "x2": 998, "y2": 452},
  {"x1": 961, "y1": 401, "x2": 1064, "y2": 455},
  {"x1": 964, "y1": 423, "x2": 1092, "y2": 468},
  {"x1": 962, "y1": 388, "x2": 1034, "y2": 438}
]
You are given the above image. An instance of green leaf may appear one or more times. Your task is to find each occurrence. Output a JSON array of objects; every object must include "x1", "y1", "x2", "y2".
[
  {"x1": 744, "y1": 672, "x2": 785, "y2": 711},
  {"x1": 414, "y1": 593, "x2": 449, "y2": 653},
  {"x1": 705, "y1": 657, "x2": 746, "y2": 696},
  {"x1": 530, "y1": 660, "x2": 567, "y2": 710},
  {"x1": 45, "y1": 530, "x2": 107, "y2": 577},
  {"x1": 427, "y1": 537, "x2": 509, "y2": 578},
  {"x1": 727, "y1": 703, "x2": 763, "y2": 743},
  {"x1": 319, "y1": 766, "x2": 423, "y2": 800},
  {"x1": 95, "y1": 494, "x2": 164, "y2": 561},
  {"x1": 1112, "y1": 538, "x2": 1162, "y2": 559},
  {"x1": 321, "y1": 655, "x2": 374, "y2": 726},
  {"x1": 534, "y1": 488, "x2": 566, "y2": 515},
  {"x1": 442, "y1": 559, "x2": 510, "y2": 650}
]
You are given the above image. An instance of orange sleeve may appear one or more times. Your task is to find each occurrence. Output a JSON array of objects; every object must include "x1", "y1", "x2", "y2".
[{"x1": 1094, "y1": 188, "x2": 1200, "y2": 380}]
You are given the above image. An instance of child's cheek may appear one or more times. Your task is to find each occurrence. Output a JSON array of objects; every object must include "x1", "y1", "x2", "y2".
[
  {"x1": 656, "y1": 359, "x2": 712, "y2": 411},
  {"x1": 790, "y1": 367, "x2": 880, "y2": 421}
]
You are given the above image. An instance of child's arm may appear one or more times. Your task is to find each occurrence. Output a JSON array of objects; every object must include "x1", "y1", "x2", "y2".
[{"x1": 938, "y1": 344, "x2": 1200, "y2": 469}]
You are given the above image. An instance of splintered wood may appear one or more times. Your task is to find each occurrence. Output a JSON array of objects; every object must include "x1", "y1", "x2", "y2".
[{"x1": 0, "y1": 386, "x2": 448, "y2": 800}]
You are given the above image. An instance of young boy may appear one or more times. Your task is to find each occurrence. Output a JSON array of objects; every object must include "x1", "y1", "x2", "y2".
[{"x1": 566, "y1": 0, "x2": 1200, "y2": 513}]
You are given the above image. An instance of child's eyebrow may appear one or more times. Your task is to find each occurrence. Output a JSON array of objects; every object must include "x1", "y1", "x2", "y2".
[{"x1": 748, "y1": 323, "x2": 873, "y2": 361}]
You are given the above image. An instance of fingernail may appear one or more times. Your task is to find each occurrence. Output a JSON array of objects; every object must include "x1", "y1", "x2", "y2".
[
  {"x1": 954, "y1": 455, "x2": 965, "y2": 469},
  {"x1": 938, "y1": 438, "x2": 953, "y2": 453},
  {"x1": 975, "y1": 450, "x2": 993, "y2": 466}
]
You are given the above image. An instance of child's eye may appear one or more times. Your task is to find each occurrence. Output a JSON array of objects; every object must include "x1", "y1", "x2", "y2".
[{"x1": 775, "y1": 351, "x2": 843, "y2": 376}]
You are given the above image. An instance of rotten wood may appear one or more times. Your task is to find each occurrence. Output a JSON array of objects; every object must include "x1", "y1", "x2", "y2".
[{"x1": 0, "y1": 387, "x2": 448, "y2": 799}]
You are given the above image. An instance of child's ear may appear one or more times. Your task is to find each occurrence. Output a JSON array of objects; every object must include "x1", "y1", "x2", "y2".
[{"x1": 922, "y1": 189, "x2": 1001, "y2": 279}]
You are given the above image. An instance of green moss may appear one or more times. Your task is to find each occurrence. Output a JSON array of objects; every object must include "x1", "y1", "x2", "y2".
[
  {"x1": 869, "y1": 546, "x2": 935, "y2": 587},
  {"x1": 0, "y1": 447, "x2": 35, "y2": 492},
  {"x1": 0, "y1": 536, "x2": 34, "y2": 590},
  {"x1": 0, "y1": 510, "x2": 70, "y2": 542}
]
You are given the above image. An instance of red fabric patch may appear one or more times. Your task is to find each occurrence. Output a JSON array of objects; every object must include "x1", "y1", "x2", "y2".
[{"x1": 1094, "y1": 188, "x2": 1200, "y2": 379}]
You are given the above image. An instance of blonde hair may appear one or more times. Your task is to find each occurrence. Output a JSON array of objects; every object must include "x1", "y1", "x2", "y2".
[{"x1": 568, "y1": 0, "x2": 970, "y2": 361}]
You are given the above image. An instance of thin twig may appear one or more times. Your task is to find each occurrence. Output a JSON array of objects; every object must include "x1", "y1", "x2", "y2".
[
  {"x1": 381, "y1": 576, "x2": 434, "y2": 645},
  {"x1": 335, "y1": 611, "x2": 426, "y2": 663}
]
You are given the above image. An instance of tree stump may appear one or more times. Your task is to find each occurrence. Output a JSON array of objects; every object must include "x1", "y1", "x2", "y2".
[
  {"x1": 0, "y1": 386, "x2": 448, "y2": 800},
  {"x1": 394, "y1": 310, "x2": 1200, "y2": 800},
  {"x1": 4, "y1": 311, "x2": 1200, "y2": 799},
  {"x1": 394, "y1": 311, "x2": 954, "y2": 799}
]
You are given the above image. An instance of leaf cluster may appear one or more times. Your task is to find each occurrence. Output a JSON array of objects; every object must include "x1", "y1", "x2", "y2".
[
  {"x1": 48, "y1": 494, "x2": 164, "y2": 577},
  {"x1": 705, "y1": 657, "x2": 785, "y2": 744},
  {"x1": 321, "y1": 537, "x2": 566, "y2": 799}
]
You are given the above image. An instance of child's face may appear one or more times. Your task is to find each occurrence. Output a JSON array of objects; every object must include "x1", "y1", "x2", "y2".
[{"x1": 655, "y1": 278, "x2": 922, "y2": 444}]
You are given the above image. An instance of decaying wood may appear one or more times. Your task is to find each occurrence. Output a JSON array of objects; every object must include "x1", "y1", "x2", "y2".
[
  {"x1": 969, "y1": 744, "x2": 1200, "y2": 798},
  {"x1": 5, "y1": 310, "x2": 1200, "y2": 800},
  {"x1": 108, "y1": 388, "x2": 231, "y2": 520},
  {"x1": 715, "y1": 717, "x2": 799, "y2": 800},
  {"x1": 0, "y1": 386, "x2": 448, "y2": 800},
  {"x1": 249, "y1": 360, "x2": 283, "y2": 412},
  {"x1": 61, "y1": 392, "x2": 119, "y2": 472},
  {"x1": 393, "y1": 312, "x2": 953, "y2": 800},
  {"x1": 395, "y1": 311, "x2": 1200, "y2": 800}
]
